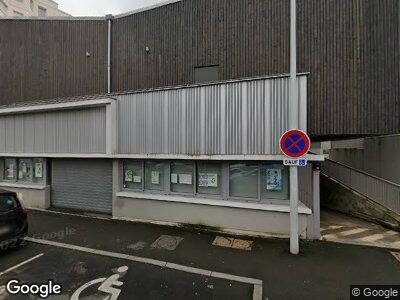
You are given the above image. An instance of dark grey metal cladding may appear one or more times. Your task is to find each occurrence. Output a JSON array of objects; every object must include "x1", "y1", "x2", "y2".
[
  {"x1": 298, "y1": 0, "x2": 400, "y2": 137},
  {"x1": 112, "y1": 0, "x2": 399, "y2": 137},
  {"x1": 0, "y1": 19, "x2": 108, "y2": 106},
  {"x1": 0, "y1": 0, "x2": 398, "y2": 138},
  {"x1": 51, "y1": 159, "x2": 113, "y2": 214}
]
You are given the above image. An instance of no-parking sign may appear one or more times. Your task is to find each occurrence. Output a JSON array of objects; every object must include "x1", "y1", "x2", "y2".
[{"x1": 280, "y1": 130, "x2": 310, "y2": 166}]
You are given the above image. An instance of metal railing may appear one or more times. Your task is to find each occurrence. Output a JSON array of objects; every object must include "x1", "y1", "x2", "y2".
[{"x1": 322, "y1": 159, "x2": 400, "y2": 215}]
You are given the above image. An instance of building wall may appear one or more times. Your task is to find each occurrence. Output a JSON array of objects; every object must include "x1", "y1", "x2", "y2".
[
  {"x1": 117, "y1": 75, "x2": 307, "y2": 156},
  {"x1": 0, "y1": 0, "x2": 398, "y2": 137},
  {"x1": 0, "y1": 0, "x2": 68, "y2": 17},
  {"x1": 112, "y1": 0, "x2": 399, "y2": 137},
  {"x1": 0, "y1": 107, "x2": 107, "y2": 154},
  {"x1": 0, "y1": 19, "x2": 108, "y2": 106},
  {"x1": 327, "y1": 135, "x2": 400, "y2": 185}
]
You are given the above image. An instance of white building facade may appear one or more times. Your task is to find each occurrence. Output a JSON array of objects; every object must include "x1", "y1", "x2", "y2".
[{"x1": 0, "y1": 0, "x2": 68, "y2": 17}]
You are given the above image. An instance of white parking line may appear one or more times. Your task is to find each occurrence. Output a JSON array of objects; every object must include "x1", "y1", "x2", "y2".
[
  {"x1": 25, "y1": 237, "x2": 263, "y2": 300},
  {"x1": 0, "y1": 253, "x2": 44, "y2": 276}
]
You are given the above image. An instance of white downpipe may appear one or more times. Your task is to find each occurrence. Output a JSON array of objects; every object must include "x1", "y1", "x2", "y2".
[
  {"x1": 289, "y1": 0, "x2": 299, "y2": 255},
  {"x1": 107, "y1": 16, "x2": 113, "y2": 94}
]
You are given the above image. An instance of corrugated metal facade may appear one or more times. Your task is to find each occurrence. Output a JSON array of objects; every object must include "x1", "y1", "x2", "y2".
[
  {"x1": 117, "y1": 75, "x2": 307, "y2": 155},
  {"x1": 0, "y1": 0, "x2": 398, "y2": 137},
  {"x1": 0, "y1": 107, "x2": 107, "y2": 154},
  {"x1": 0, "y1": 19, "x2": 108, "y2": 105},
  {"x1": 112, "y1": 0, "x2": 399, "y2": 137},
  {"x1": 298, "y1": 0, "x2": 399, "y2": 137}
]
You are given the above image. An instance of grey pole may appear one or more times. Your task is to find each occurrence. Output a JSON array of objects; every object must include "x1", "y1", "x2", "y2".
[{"x1": 289, "y1": 0, "x2": 299, "y2": 255}]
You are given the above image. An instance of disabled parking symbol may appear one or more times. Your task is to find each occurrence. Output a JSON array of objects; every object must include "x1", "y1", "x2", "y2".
[{"x1": 71, "y1": 266, "x2": 128, "y2": 300}]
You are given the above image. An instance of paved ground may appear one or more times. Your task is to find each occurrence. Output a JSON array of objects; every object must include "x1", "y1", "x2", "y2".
[
  {"x1": 321, "y1": 209, "x2": 400, "y2": 250},
  {"x1": 0, "y1": 209, "x2": 399, "y2": 300}
]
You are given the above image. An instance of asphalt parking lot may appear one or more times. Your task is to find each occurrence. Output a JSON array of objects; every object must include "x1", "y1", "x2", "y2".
[
  {"x1": 0, "y1": 243, "x2": 254, "y2": 300},
  {"x1": 0, "y1": 210, "x2": 399, "y2": 300}
]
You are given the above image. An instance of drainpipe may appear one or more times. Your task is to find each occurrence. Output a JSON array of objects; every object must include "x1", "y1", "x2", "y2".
[{"x1": 106, "y1": 14, "x2": 114, "y2": 94}]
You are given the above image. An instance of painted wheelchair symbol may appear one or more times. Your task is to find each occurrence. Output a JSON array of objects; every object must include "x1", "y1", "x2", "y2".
[{"x1": 71, "y1": 266, "x2": 128, "y2": 300}]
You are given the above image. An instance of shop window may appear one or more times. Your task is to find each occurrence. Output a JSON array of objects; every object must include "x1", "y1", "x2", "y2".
[
  {"x1": 260, "y1": 164, "x2": 289, "y2": 200},
  {"x1": 197, "y1": 162, "x2": 222, "y2": 195},
  {"x1": 145, "y1": 161, "x2": 166, "y2": 191},
  {"x1": 229, "y1": 163, "x2": 259, "y2": 199},
  {"x1": 123, "y1": 161, "x2": 143, "y2": 190},
  {"x1": 3, "y1": 158, "x2": 17, "y2": 181},
  {"x1": 18, "y1": 158, "x2": 33, "y2": 181},
  {"x1": 33, "y1": 158, "x2": 44, "y2": 183},
  {"x1": 0, "y1": 157, "x2": 46, "y2": 185},
  {"x1": 170, "y1": 162, "x2": 194, "y2": 194}
]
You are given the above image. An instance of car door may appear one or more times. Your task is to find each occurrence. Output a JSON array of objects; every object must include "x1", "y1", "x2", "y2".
[{"x1": 0, "y1": 194, "x2": 20, "y2": 242}]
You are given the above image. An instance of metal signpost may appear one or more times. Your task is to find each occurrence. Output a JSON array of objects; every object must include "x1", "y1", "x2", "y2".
[
  {"x1": 280, "y1": 129, "x2": 311, "y2": 254},
  {"x1": 288, "y1": 0, "x2": 302, "y2": 255}
]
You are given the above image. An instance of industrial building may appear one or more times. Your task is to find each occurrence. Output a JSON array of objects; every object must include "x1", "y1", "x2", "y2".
[{"x1": 0, "y1": 0, "x2": 398, "y2": 239}]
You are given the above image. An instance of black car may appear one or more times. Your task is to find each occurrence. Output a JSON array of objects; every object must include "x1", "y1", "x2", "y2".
[{"x1": 0, "y1": 189, "x2": 28, "y2": 250}]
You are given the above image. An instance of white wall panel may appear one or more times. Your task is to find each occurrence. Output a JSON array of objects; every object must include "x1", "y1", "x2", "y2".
[{"x1": 0, "y1": 107, "x2": 106, "y2": 154}]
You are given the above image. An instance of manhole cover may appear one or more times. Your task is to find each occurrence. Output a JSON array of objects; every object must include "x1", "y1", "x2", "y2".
[
  {"x1": 151, "y1": 235, "x2": 184, "y2": 251},
  {"x1": 212, "y1": 236, "x2": 253, "y2": 251}
]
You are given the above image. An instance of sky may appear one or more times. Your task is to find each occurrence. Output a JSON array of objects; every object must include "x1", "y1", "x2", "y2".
[{"x1": 56, "y1": 0, "x2": 168, "y2": 17}]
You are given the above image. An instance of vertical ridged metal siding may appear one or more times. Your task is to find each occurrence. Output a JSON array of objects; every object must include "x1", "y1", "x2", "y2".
[
  {"x1": 297, "y1": 0, "x2": 399, "y2": 137},
  {"x1": 117, "y1": 75, "x2": 307, "y2": 155},
  {"x1": 112, "y1": 0, "x2": 399, "y2": 137},
  {"x1": 0, "y1": 0, "x2": 397, "y2": 138},
  {"x1": 0, "y1": 19, "x2": 108, "y2": 105},
  {"x1": 0, "y1": 107, "x2": 107, "y2": 153}
]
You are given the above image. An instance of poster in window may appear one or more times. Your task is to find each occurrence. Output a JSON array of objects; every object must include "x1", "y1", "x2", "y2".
[
  {"x1": 198, "y1": 173, "x2": 218, "y2": 187},
  {"x1": 35, "y1": 163, "x2": 43, "y2": 178},
  {"x1": 266, "y1": 169, "x2": 282, "y2": 191},
  {"x1": 179, "y1": 174, "x2": 192, "y2": 185},
  {"x1": 151, "y1": 171, "x2": 160, "y2": 185},
  {"x1": 133, "y1": 176, "x2": 142, "y2": 183},
  {"x1": 171, "y1": 173, "x2": 178, "y2": 184},
  {"x1": 125, "y1": 170, "x2": 133, "y2": 182},
  {"x1": 5, "y1": 164, "x2": 14, "y2": 179}
]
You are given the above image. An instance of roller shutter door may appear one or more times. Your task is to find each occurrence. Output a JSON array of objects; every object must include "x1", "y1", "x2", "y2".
[{"x1": 51, "y1": 159, "x2": 113, "y2": 214}]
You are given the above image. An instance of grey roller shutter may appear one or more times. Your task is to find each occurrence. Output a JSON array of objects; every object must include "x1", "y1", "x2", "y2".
[{"x1": 51, "y1": 159, "x2": 113, "y2": 214}]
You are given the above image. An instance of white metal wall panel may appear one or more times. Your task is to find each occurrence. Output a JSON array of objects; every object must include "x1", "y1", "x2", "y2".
[
  {"x1": 0, "y1": 107, "x2": 107, "y2": 154},
  {"x1": 51, "y1": 159, "x2": 113, "y2": 214},
  {"x1": 118, "y1": 75, "x2": 307, "y2": 155}
]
